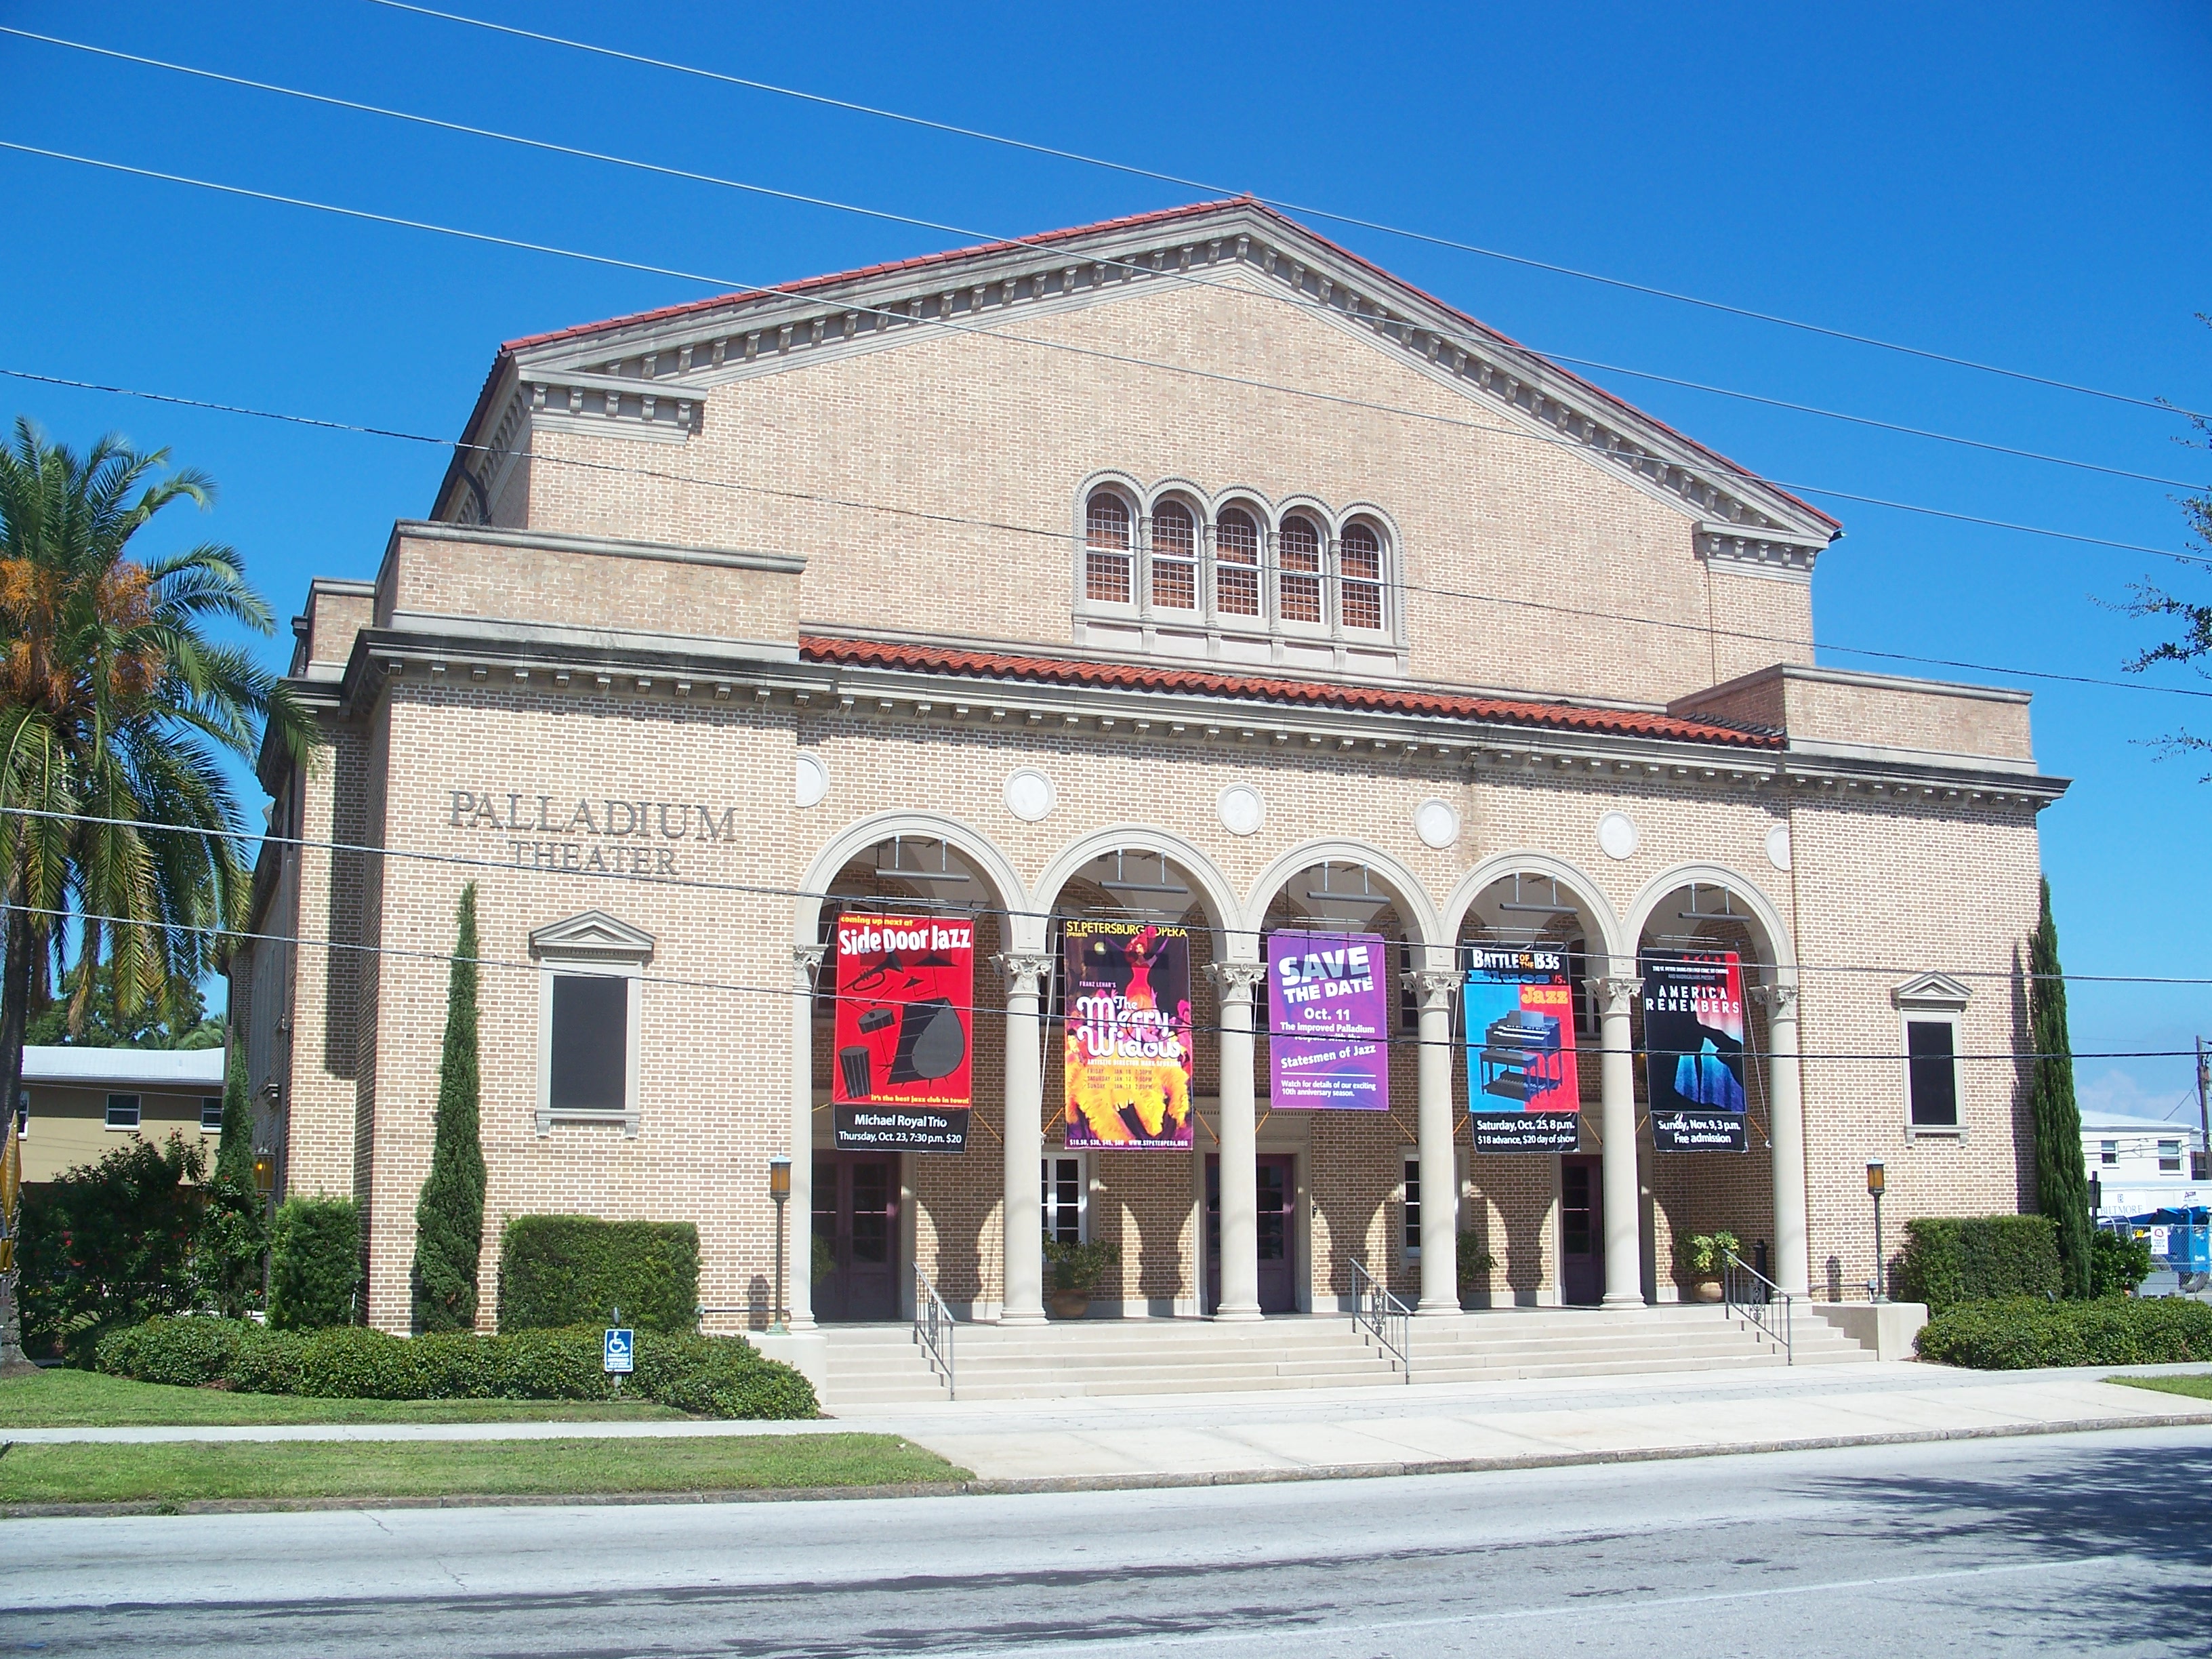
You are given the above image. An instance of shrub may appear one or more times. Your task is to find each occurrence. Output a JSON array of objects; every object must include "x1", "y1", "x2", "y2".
[
  {"x1": 18, "y1": 1134, "x2": 207, "y2": 1358},
  {"x1": 497, "y1": 1217, "x2": 700, "y2": 1334},
  {"x1": 1676, "y1": 1231, "x2": 1740, "y2": 1278},
  {"x1": 96, "y1": 1316, "x2": 248, "y2": 1388},
  {"x1": 1456, "y1": 1233, "x2": 1494, "y2": 1290},
  {"x1": 2091, "y1": 1230, "x2": 2156, "y2": 1300},
  {"x1": 90, "y1": 1315, "x2": 815, "y2": 1417},
  {"x1": 413, "y1": 883, "x2": 486, "y2": 1333},
  {"x1": 266, "y1": 1197, "x2": 363, "y2": 1330},
  {"x1": 1891, "y1": 1216, "x2": 2062, "y2": 1313},
  {"x1": 1917, "y1": 1296, "x2": 2212, "y2": 1368},
  {"x1": 1042, "y1": 1238, "x2": 1118, "y2": 1294}
]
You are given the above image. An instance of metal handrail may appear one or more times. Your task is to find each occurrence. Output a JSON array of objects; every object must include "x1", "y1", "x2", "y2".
[
  {"x1": 1722, "y1": 1249, "x2": 1792, "y2": 1366},
  {"x1": 913, "y1": 1262, "x2": 956, "y2": 1399},
  {"x1": 1349, "y1": 1257, "x2": 1414, "y2": 1382}
]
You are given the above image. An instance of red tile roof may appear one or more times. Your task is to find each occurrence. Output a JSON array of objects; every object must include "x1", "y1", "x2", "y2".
[{"x1": 800, "y1": 636, "x2": 1783, "y2": 750}]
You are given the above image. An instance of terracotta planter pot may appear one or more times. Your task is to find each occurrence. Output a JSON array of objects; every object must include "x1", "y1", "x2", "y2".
[
  {"x1": 1048, "y1": 1290, "x2": 1091, "y2": 1319},
  {"x1": 1692, "y1": 1277, "x2": 1725, "y2": 1303}
]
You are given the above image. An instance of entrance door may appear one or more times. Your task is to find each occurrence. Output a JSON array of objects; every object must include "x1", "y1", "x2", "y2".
[
  {"x1": 1561, "y1": 1155, "x2": 1603, "y2": 1305},
  {"x1": 813, "y1": 1153, "x2": 899, "y2": 1322},
  {"x1": 1206, "y1": 1153, "x2": 1298, "y2": 1314}
]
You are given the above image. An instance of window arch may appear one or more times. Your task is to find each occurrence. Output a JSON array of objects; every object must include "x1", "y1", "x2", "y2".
[
  {"x1": 1151, "y1": 499, "x2": 1197, "y2": 611},
  {"x1": 1340, "y1": 521, "x2": 1385, "y2": 632},
  {"x1": 1278, "y1": 514, "x2": 1324, "y2": 625},
  {"x1": 1215, "y1": 506, "x2": 1262, "y2": 617},
  {"x1": 1084, "y1": 491, "x2": 1132, "y2": 605}
]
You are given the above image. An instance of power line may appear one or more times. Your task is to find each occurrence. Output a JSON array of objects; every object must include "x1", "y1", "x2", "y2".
[
  {"x1": 8, "y1": 140, "x2": 2209, "y2": 583},
  {"x1": 19, "y1": 898, "x2": 2196, "y2": 1064},
  {"x1": 361, "y1": 0, "x2": 2210, "y2": 424},
  {"x1": 7, "y1": 362, "x2": 2211, "y2": 704},
  {"x1": 17, "y1": 806, "x2": 2212, "y2": 987},
  {"x1": 7, "y1": 25, "x2": 2198, "y2": 497}
]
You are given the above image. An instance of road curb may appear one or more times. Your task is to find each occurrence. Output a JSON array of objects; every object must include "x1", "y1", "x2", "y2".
[{"x1": 5, "y1": 1406, "x2": 2210, "y2": 1519}]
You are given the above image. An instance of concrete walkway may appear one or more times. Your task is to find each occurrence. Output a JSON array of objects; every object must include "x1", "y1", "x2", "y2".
[{"x1": 9, "y1": 1364, "x2": 2211, "y2": 1487}]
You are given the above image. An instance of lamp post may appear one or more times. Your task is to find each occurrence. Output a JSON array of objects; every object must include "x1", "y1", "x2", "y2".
[
  {"x1": 1866, "y1": 1158, "x2": 1887, "y2": 1303},
  {"x1": 769, "y1": 1155, "x2": 792, "y2": 1334}
]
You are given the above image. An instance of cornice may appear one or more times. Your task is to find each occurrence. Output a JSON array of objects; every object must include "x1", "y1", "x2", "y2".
[
  {"x1": 306, "y1": 620, "x2": 2066, "y2": 813},
  {"x1": 441, "y1": 203, "x2": 1841, "y2": 558}
]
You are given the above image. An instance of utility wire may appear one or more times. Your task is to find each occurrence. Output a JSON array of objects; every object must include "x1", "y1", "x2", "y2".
[
  {"x1": 6, "y1": 139, "x2": 2207, "y2": 581},
  {"x1": 7, "y1": 363, "x2": 2211, "y2": 703},
  {"x1": 361, "y1": 0, "x2": 2209, "y2": 424},
  {"x1": 16, "y1": 805, "x2": 2212, "y2": 987},
  {"x1": 16, "y1": 897, "x2": 2194, "y2": 1063},
  {"x1": 5, "y1": 26, "x2": 2198, "y2": 495}
]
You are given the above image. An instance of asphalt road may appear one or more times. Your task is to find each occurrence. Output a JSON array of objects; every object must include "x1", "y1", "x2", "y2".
[{"x1": 7, "y1": 1427, "x2": 2210, "y2": 1658}]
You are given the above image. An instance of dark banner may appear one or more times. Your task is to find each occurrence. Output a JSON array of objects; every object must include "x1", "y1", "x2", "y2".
[
  {"x1": 1063, "y1": 919, "x2": 1194, "y2": 1149},
  {"x1": 1643, "y1": 951, "x2": 1748, "y2": 1153},
  {"x1": 1465, "y1": 944, "x2": 1582, "y2": 1153},
  {"x1": 831, "y1": 912, "x2": 973, "y2": 1152}
]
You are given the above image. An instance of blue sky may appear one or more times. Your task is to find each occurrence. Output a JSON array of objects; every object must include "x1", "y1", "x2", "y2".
[{"x1": 2, "y1": 1, "x2": 2207, "y2": 1118}]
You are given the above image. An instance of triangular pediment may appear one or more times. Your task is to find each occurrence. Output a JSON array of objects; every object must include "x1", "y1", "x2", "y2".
[
  {"x1": 529, "y1": 910, "x2": 657, "y2": 963},
  {"x1": 1891, "y1": 971, "x2": 1971, "y2": 1010},
  {"x1": 445, "y1": 200, "x2": 1837, "y2": 574}
]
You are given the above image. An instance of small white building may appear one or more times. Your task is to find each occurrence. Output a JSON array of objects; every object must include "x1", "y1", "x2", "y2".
[{"x1": 2085, "y1": 1107, "x2": 2207, "y2": 1216}]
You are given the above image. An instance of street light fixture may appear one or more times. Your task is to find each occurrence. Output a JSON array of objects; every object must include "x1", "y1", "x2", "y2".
[
  {"x1": 1866, "y1": 1158, "x2": 1887, "y2": 1303},
  {"x1": 769, "y1": 1155, "x2": 792, "y2": 1334}
]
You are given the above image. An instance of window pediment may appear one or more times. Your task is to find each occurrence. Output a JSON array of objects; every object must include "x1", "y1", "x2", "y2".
[
  {"x1": 529, "y1": 911, "x2": 657, "y2": 964},
  {"x1": 1891, "y1": 971, "x2": 1971, "y2": 1011}
]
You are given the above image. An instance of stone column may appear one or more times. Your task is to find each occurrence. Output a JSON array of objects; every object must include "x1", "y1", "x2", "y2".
[
  {"x1": 1405, "y1": 966, "x2": 1464, "y2": 1315},
  {"x1": 1759, "y1": 981, "x2": 1811, "y2": 1297},
  {"x1": 787, "y1": 944, "x2": 825, "y2": 1331},
  {"x1": 1206, "y1": 960, "x2": 1269, "y2": 1322},
  {"x1": 996, "y1": 951, "x2": 1054, "y2": 1326},
  {"x1": 1593, "y1": 972, "x2": 1645, "y2": 1309}
]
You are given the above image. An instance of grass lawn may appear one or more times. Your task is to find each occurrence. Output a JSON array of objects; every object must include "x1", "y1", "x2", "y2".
[
  {"x1": 0, "y1": 1434, "x2": 966, "y2": 1507},
  {"x1": 2107, "y1": 1373, "x2": 2212, "y2": 1401},
  {"x1": 0, "y1": 1367, "x2": 688, "y2": 1428}
]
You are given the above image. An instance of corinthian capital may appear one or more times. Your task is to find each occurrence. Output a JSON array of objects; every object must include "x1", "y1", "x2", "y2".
[
  {"x1": 1206, "y1": 960, "x2": 1272, "y2": 1000},
  {"x1": 1400, "y1": 968, "x2": 1462, "y2": 1009},
  {"x1": 994, "y1": 951, "x2": 1056, "y2": 997},
  {"x1": 1751, "y1": 981, "x2": 1801, "y2": 1017},
  {"x1": 1591, "y1": 976, "x2": 1641, "y2": 1017},
  {"x1": 793, "y1": 943, "x2": 827, "y2": 987}
]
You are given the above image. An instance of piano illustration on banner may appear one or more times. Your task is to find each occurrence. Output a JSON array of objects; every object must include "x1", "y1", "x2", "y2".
[{"x1": 1477, "y1": 1009, "x2": 1570, "y2": 1105}]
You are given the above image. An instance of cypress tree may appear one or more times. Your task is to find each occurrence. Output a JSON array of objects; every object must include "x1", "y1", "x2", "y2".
[
  {"x1": 2028, "y1": 878, "x2": 2093, "y2": 1298},
  {"x1": 197, "y1": 1034, "x2": 267, "y2": 1316},
  {"x1": 412, "y1": 882, "x2": 486, "y2": 1332},
  {"x1": 214, "y1": 1035, "x2": 255, "y2": 1193}
]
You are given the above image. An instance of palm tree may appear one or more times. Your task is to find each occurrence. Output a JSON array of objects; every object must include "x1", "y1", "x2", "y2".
[{"x1": 0, "y1": 417, "x2": 316, "y2": 1362}]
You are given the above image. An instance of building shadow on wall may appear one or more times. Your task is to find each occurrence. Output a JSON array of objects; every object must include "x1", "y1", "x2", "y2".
[{"x1": 1798, "y1": 1437, "x2": 2212, "y2": 1652}]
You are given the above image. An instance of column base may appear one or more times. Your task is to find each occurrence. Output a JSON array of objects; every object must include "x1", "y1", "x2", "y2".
[
  {"x1": 1414, "y1": 1298, "x2": 1463, "y2": 1318},
  {"x1": 785, "y1": 1313, "x2": 817, "y2": 1332},
  {"x1": 1601, "y1": 1290, "x2": 1646, "y2": 1309},
  {"x1": 1212, "y1": 1304, "x2": 1264, "y2": 1322},
  {"x1": 998, "y1": 1311, "x2": 1048, "y2": 1328}
]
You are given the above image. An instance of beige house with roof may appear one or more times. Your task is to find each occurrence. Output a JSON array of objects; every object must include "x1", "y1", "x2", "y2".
[{"x1": 231, "y1": 200, "x2": 2063, "y2": 1377}]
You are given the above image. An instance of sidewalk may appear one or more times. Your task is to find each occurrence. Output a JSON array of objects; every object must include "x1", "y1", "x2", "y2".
[{"x1": 9, "y1": 1364, "x2": 2211, "y2": 1488}]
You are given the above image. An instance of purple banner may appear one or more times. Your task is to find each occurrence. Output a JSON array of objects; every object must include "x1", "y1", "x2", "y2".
[{"x1": 1267, "y1": 931, "x2": 1391, "y2": 1109}]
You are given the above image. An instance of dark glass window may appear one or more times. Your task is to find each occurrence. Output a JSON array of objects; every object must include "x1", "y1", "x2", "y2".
[
  {"x1": 1043, "y1": 1156, "x2": 1083, "y2": 1245},
  {"x1": 550, "y1": 974, "x2": 628, "y2": 1111},
  {"x1": 201, "y1": 1096, "x2": 224, "y2": 1132},
  {"x1": 1906, "y1": 1020, "x2": 1958, "y2": 1127},
  {"x1": 1403, "y1": 1158, "x2": 1421, "y2": 1253},
  {"x1": 105, "y1": 1093, "x2": 141, "y2": 1130}
]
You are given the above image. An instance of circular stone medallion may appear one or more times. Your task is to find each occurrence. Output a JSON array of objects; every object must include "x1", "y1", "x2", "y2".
[
  {"x1": 793, "y1": 752, "x2": 828, "y2": 809},
  {"x1": 1413, "y1": 798, "x2": 1460, "y2": 851},
  {"x1": 1765, "y1": 823, "x2": 1793, "y2": 872},
  {"x1": 1596, "y1": 811, "x2": 1640, "y2": 861},
  {"x1": 1004, "y1": 768, "x2": 1057, "y2": 823},
  {"x1": 1217, "y1": 784, "x2": 1266, "y2": 837}
]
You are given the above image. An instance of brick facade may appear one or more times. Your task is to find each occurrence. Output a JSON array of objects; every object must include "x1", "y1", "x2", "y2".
[{"x1": 236, "y1": 201, "x2": 2064, "y2": 1336}]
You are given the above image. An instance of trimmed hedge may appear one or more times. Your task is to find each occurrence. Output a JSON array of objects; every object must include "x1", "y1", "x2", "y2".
[
  {"x1": 94, "y1": 1318, "x2": 816, "y2": 1418},
  {"x1": 1891, "y1": 1215, "x2": 2062, "y2": 1314},
  {"x1": 498, "y1": 1216, "x2": 700, "y2": 1334},
  {"x1": 267, "y1": 1198, "x2": 364, "y2": 1331},
  {"x1": 1917, "y1": 1296, "x2": 2212, "y2": 1368}
]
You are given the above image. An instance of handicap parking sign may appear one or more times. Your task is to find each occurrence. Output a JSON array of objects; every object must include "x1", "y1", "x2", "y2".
[{"x1": 603, "y1": 1327, "x2": 634, "y2": 1374}]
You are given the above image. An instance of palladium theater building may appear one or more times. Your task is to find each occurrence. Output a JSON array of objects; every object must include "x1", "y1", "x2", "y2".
[{"x1": 232, "y1": 199, "x2": 2064, "y2": 1382}]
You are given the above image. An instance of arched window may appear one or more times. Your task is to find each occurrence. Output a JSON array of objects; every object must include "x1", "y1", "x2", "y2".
[
  {"x1": 1151, "y1": 500, "x2": 1197, "y2": 611},
  {"x1": 1340, "y1": 522, "x2": 1384, "y2": 632},
  {"x1": 1216, "y1": 508, "x2": 1261, "y2": 617},
  {"x1": 1084, "y1": 491, "x2": 1132, "y2": 605},
  {"x1": 1279, "y1": 515, "x2": 1323, "y2": 625}
]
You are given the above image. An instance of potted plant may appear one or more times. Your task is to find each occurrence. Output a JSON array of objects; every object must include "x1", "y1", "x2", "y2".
[
  {"x1": 1042, "y1": 1237, "x2": 1119, "y2": 1319},
  {"x1": 1456, "y1": 1232, "x2": 1495, "y2": 1309},
  {"x1": 1677, "y1": 1231, "x2": 1740, "y2": 1303}
]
